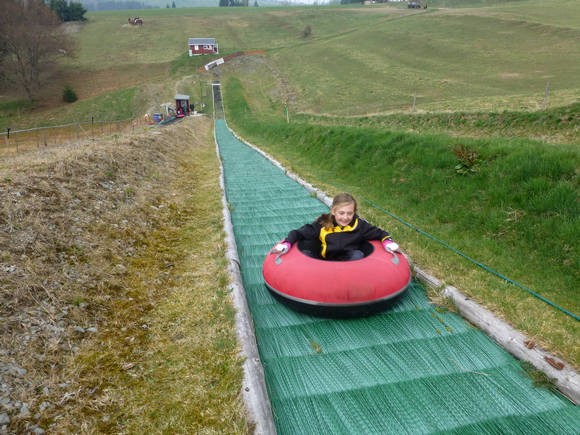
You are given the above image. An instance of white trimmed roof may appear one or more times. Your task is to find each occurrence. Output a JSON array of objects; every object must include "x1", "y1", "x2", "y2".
[{"x1": 188, "y1": 38, "x2": 217, "y2": 45}]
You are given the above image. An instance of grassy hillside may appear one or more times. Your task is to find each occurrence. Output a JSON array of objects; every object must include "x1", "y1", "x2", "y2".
[
  {"x1": 293, "y1": 103, "x2": 579, "y2": 144},
  {"x1": 233, "y1": 1, "x2": 580, "y2": 116},
  {"x1": 3, "y1": 0, "x2": 579, "y2": 129},
  {"x1": 0, "y1": 1, "x2": 578, "y2": 431},
  {"x1": 0, "y1": 118, "x2": 250, "y2": 432}
]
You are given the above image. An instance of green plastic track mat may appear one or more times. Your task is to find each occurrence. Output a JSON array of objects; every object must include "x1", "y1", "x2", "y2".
[{"x1": 215, "y1": 119, "x2": 579, "y2": 434}]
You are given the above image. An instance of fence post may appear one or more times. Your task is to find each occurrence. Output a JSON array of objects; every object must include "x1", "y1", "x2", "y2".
[{"x1": 544, "y1": 81, "x2": 550, "y2": 109}]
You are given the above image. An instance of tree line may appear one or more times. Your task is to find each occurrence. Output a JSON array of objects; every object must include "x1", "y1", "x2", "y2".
[
  {"x1": 219, "y1": 0, "x2": 250, "y2": 6},
  {"x1": 83, "y1": 1, "x2": 158, "y2": 11},
  {"x1": 49, "y1": 0, "x2": 87, "y2": 21}
]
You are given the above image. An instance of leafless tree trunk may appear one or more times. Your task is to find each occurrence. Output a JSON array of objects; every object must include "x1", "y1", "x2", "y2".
[{"x1": 0, "y1": 0, "x2": 74, "y2": 101}]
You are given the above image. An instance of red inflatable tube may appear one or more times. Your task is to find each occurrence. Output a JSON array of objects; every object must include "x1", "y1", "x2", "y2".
[{"x1": 262, "y1": 240, "x2": 411, "y2": 317}]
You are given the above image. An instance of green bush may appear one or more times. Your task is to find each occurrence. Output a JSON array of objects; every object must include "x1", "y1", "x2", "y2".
[{"x1": 62, "y1": 86, "x2": 78, "y2": 103}]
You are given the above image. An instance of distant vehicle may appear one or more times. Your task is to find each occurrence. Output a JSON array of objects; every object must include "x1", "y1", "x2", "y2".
[{"x1": 408, "y1": 1, "x2": 422, "y2": 8}]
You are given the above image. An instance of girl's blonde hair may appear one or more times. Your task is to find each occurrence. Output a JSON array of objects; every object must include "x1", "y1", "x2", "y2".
[{"x1": 318, "y1": 193, "x2": 358, "y2": 228}]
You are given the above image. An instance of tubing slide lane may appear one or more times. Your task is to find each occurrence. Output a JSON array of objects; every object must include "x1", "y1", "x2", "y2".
[{"x1": 212, "y1": 90, "x2": 579, "y2": 435}]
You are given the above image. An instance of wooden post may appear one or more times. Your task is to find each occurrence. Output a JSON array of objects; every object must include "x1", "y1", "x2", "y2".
[
  {"x1": 544, "y1": 81, "x2": 550, "y2": 109},
  {"x1": 5, "y1": 128, "x2": 11, "y2": 153}
]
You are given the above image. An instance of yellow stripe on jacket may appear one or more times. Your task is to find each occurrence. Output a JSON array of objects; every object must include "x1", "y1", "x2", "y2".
[{"x1": 319, "y1": 218, "x2": 359, "y2": 258}]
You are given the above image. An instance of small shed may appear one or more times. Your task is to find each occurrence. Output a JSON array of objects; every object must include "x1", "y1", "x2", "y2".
[
  {"x1": 188, "y1": 38, "x2": 218, "y2": 56},
  {"x1": 175, "y1": 94, "x2": 191, "y2": 117}
]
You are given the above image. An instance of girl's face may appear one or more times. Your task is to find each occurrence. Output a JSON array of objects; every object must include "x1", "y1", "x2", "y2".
[{"x1": 332, "y1": 202, "x2": 356, "y2": 227}]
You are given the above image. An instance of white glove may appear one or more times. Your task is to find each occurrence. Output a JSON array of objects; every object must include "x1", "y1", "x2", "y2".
[
  {"x1": 271, "y1": 241, "x2": 291, "y2": 255},
  {"x1": 383, "y1": 241, "x2": 399, "y2": 253}
]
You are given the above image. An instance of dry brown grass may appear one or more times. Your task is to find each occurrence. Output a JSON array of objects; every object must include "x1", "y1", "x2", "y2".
[{"x1": 0, "y1": 116, "x2": 249, "y2": 433}]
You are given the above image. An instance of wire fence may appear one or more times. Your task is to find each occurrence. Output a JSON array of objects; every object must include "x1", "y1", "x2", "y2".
[{"x1": 0, "y1": 117, "x2": 147, "y2": 157}]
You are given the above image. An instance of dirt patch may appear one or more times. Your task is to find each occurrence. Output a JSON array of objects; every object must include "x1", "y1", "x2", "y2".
[
  {"x1": 61, "y1": 22, "x2": 82, "y2": 35},
  {"x1": 499, "y1": 72, "x2": 522, "y2": 79},
  {"x1": 0, "y1": 117, "x2": 211, "y2": 433},
  {"x1": 34, "y1": 62, "x2": 171, "y2": 112}
]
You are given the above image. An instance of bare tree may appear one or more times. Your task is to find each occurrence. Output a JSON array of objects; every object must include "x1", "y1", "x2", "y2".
[{"x1": 0, "y1": 0, "x2": 74, "y2": 101}]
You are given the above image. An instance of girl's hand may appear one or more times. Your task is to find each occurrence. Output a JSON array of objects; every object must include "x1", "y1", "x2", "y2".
[
  {"x1": 383, "y1": 240, "x2": 399, "y2": 253},
  {"x1": 271, "y1": 241, "x2": 291, "y2": 255}
]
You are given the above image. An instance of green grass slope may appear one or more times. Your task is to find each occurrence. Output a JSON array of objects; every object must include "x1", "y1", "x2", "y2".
[
  {"x1": 246, "y1": 2, "x2": 580, "y2": 116},
  {"x1": 3, "y1": 1, "x2": 578, "y2": 126}
]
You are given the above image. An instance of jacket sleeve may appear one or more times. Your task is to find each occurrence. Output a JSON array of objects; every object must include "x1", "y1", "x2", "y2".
[
  {"x1": 358, "y1": 217, "x2": 391, "y2": 241},
  {"x1": 285, "y1": 221, "x2": 321, "y2": 245}
]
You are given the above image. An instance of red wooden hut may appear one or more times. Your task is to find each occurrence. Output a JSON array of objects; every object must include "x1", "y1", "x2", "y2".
[{"x1": 188, "y1": 38, "x2": 218, "y2": 56}]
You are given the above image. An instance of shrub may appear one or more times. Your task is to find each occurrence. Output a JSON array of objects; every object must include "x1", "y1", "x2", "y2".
[
  {"x1": 453, "y1": 143, "x2": 480, "y2": 175},
  {"x1": 62, "y1": 86, "x2": 78, "y2": 103}
]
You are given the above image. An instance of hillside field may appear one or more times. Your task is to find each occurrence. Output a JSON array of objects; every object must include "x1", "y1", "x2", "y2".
[{"x1": 0, "y1": 0, "x2": 578, "y2": 432}]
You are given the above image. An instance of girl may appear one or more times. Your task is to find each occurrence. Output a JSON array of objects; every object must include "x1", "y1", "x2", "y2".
[{"x1": 272, "y1": 193, "x2": 399, "y2": 261}]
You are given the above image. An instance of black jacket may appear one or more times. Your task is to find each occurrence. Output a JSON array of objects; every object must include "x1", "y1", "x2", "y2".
[{"x1": 285, "y1": 214, "x2": 391, "y2": 260}]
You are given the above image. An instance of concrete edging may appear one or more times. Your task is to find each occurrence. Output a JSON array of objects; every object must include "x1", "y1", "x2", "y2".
[
  {"x1": 414, "y1": 268, "x2": 580, "y2": 405},
  {"x1": 214, "y1": 126, "x2": 277, "y2": 434}
]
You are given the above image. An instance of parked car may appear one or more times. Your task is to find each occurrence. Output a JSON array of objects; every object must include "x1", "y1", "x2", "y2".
[{"x1": 408, "y1": 1, "x2": 422, "y2": 8}]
